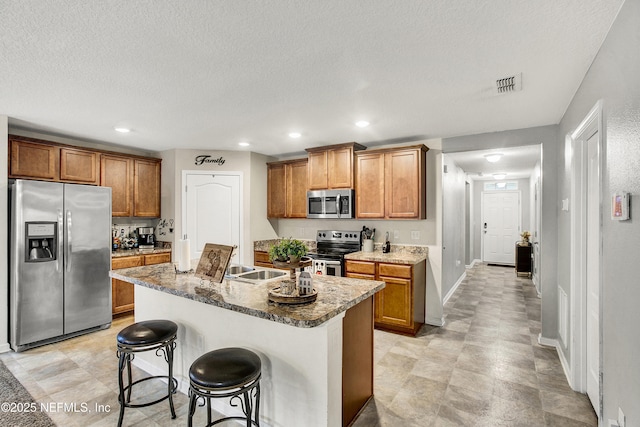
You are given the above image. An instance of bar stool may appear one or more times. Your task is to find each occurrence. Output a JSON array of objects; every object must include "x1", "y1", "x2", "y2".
[
  {"x1": 116, "y1": 319, "x2": 178, "y2": 427},
  {"x1": 188, "y1": 347, "x2": 262, "y2": 427}
]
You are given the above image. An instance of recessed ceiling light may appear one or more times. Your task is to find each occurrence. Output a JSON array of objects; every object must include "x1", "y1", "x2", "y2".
[
  {"x1": 238, "y1": 142, "x2": 250, "y2": 147},
  {"x1": 355, "y1": 120, "x2": 370, "y2": 128},
  {"x1": 493, "y1": 173, "x2": 507, "y2": 180},
  {"x1": 485, "y1": 153, "x2": 503, "y2": 163},
  {"x1": 288, "y1": 132, "x2": 301, "y2": 139},
  {"x1": 114, "y1": 127, "x2": 131, "y2": 133}
]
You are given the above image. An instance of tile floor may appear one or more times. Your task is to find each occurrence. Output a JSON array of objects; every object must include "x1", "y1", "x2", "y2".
[{"x1": 0, "y1": 263, "x2": 597, "y2": 426}]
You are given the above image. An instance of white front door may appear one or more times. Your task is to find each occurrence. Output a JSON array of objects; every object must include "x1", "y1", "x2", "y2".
[
  {"x1": 586, "y1": 127, "x2": 600, "y2": 410},
  {"x1": 183, "y1": 172, "x2": 242, "y2": 265},
  {"x1": 482, "y1": 191, "x2": 520, "y2": 265}
]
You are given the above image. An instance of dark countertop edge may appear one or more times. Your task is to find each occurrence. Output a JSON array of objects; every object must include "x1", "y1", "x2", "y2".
[{"x1": 109, "y1": 271, "x2": 385, "y2": 328}]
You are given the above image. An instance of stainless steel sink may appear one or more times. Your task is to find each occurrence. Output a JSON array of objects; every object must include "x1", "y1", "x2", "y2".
[
  {"x1": 226, "y1": 265, "x2": 255, "y2": 276},
  {"x1": 235, "y1": 269, "x2": 287, "y2": 281}
]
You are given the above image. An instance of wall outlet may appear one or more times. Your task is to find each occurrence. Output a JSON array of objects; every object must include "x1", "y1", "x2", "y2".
[
  {"x1": 393, "y1": 230, "x2": 399, "y2": 239},
  {"x1": 456, "y1": 259, "x2": 461, "y2": 266},
  {"x1": 411, "y1": 231, "x2": 420, "y2": 240}
]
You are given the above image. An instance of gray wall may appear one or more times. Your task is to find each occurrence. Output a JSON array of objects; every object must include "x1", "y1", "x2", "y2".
[
  {"x1": 0, "y1": 116, "x2": 8, "y2": 351},
  {"x1": 441, "y1": 155, "x2": 466, "y2": 300},
  {"x1": 556, "y1": 0, "x2": 640, "y2": 422}
]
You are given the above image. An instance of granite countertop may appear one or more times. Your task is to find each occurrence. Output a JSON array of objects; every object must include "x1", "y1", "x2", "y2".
[
  {"x1": 112, "y1": 247, "x2": 172, "y2": 258},
  {"x1": 345, "y1": 244, "x2": 428, "y2": 264},
  {"x1": 254, "y1": 239, "x2": 317, "y2": 252},
  {"x1": 109, "y1": 261, "x2": 384, "y2": 328}
]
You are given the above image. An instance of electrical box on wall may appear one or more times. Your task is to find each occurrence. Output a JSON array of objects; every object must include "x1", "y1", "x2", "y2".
[{"x1": 611, "y1": 193, "x2": 630, "y2": 221}]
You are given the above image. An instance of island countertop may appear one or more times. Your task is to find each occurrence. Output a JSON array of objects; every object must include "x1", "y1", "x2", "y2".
[{"x1": 110, "y1": 262, "x2": 384, "y2": 328}]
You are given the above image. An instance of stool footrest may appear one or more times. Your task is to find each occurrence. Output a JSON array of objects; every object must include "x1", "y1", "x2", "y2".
[{"x1": 120, "y1": 376, "x2": 178, "y2": 408}]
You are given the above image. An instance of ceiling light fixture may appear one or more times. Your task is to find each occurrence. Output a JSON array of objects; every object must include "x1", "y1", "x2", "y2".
[
  {"x1": 114, "y1": 127, "x2": 131, "y2": 133},
  {"x1": 485, "y1": 153, "x2": 503, "y2": 163},
  {"x1": 493, "y1": 173, "x2": 507, "y2": 180},
  {"x1": 288, "y1": 132, "x2": 301, "y2": 139},
  {"x1": 238, "y1": 142, "x2": 250, "y2": 147},
  {"x1": 355, "y1": 120, "x2": 370, "y2": 128}
]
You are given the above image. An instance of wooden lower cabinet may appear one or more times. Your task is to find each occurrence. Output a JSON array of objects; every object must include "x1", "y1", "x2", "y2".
[
  {"x1": 253, "y1": 250, "x2": 273, "y2": 268},
  {"x1": 346, "y1": 259, "x2": 426, "y2": 336},
  {"x1": 111, "y1": 252, "x2": 172, "y2": 316}
]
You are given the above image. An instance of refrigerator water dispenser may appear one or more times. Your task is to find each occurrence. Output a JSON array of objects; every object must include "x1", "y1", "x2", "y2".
[{"x1": 25, "y1": 222, "x2": 57, "y2": 262}]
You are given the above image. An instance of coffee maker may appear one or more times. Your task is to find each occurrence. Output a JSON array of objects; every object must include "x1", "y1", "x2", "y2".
[{"x1": 137, "y1": 227, "x2": 155, "y2": 249}]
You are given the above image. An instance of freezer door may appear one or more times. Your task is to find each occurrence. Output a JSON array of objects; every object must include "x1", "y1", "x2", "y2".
[
  {"x1": 10, "y1": 180, "x2": 65, "y2": 348},
  {"x1": 63, "y1": 184, "x2": 112, "y2": 334}
]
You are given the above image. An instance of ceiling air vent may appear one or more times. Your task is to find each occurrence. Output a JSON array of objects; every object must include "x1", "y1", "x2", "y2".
[{"x1": 496, "y1": 73, "x2": 522, "y2": 93}]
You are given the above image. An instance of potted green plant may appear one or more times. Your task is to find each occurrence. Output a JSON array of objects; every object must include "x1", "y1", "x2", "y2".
[{"x1": 268, "y1": 238, "x2": 308, "y2": 264}]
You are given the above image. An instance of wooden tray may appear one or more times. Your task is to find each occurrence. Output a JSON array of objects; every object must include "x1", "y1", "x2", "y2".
[
  {"x1": 268, "y1": 286, "x2": 317, "y2": 305},
  {"x1": 272, "y1": 256, "x2": 312, "y2": 270}
]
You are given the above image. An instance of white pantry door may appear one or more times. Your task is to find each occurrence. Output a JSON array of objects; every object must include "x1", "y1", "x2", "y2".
[
  {"x1": 183, "y1": 172, "x2": 242, "y2": 264},
  {"x1": 482, "y1": 191, "x2": 520, "y2": 265}
]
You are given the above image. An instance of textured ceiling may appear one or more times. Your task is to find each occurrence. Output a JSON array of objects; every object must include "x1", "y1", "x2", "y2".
[{"x1": 1, "y1": 1, "x2": 623, "y2": 156}]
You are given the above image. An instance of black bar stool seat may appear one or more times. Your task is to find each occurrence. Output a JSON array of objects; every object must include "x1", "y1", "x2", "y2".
[
  {"x1": 188, "y1": 347, "x2": 262, "y2": 427},
  {"x1": 116, "y1": 319, "x2": 178, "y2": 427}
]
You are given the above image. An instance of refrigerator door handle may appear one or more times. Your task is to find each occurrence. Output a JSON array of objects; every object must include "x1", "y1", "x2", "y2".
[
  {"x1": 66, "y1": 210, "x2": 72, "y2": 272},
  {"x1": 57, "y1": 209, "x2": 64, "y2": 272}
]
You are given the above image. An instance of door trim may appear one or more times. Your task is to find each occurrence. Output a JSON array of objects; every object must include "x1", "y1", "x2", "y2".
[
  {"x1": 181, "y1": 170, "x2": 244, "y2": 264},
  {"x1": 568, "y1": 100, "x2": 603, "y2": 418}
]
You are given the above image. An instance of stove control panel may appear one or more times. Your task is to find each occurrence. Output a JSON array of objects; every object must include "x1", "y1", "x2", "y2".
[{"x1": 317, "y1": 230, "x2": 361, "y2": 243}]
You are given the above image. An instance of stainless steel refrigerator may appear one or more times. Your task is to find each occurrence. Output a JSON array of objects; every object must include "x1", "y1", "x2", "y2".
[{"x1": 10, "y1": 179, "x2": 112, "y2": 351}]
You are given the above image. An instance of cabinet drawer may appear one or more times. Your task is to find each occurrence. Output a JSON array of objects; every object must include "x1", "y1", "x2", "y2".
[
  {"x1": 144, "y1": 252, "x2": 171, "y2": 265},
  {"x1": 345, "y1": 260, "x2": 376, "y2": 275},
  {"x1": 112, "y1": 256, "x2": 143, "y2": 269},
  {"x1": 379, "y1": 263, "x2": 412, "y2": 279},
  {"x1": 346, "y1": 272, "x2": 376, "y2": 281}
]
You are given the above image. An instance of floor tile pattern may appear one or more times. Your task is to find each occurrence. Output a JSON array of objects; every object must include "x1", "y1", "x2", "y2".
[
  {"x1": 352, "y1": 263, "x2": 597, "y2": 427},
  {"x1": 0, "y1": 263, "x2": 596, "y2": 426}
]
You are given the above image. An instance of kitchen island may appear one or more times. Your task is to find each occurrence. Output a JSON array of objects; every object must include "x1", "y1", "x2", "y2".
[{"x1": 110, "y1": 262, "x2": 384, "y2": 427}]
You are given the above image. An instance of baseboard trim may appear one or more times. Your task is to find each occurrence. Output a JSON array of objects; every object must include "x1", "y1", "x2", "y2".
[
  {"x1": 465, "y1": 259, "x2": 481, "y2": 268},
  {"x1": 443, "y1": 272, "x2": 466, "y2": 305},
  {"x1": 425, "y1": 316, "x2": 445, "y2": 327},
  {"x1": 0, "y1": 343, "x2": 11, "y2": 353},
  {"x1": 537, "y1": 334, "x2": 557, "y2": 348}
]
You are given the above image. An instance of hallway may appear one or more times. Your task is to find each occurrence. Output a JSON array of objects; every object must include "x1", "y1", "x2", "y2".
[{"x1": 353, "y1": 263, "x2": 597, "y2": 426}]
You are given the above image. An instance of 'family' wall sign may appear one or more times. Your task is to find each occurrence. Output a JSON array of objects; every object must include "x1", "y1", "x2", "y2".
[{"x1": 194, "y1": 155, "x2": 226, "y2": 166}]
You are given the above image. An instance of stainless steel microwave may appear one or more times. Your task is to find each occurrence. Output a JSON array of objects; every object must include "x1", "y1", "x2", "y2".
[{"x1": 307, "y1": 189, "x2": 355, "y2": 219}]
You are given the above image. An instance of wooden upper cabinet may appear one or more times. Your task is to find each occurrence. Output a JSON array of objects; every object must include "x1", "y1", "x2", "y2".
[
  {"x1": 286, "y1": 159, "x2": 308, "y2": 218},
  {"x1": 267, "y1": 158, "x2": 308, "y2": 218},
  {"x1": 355, "y1": 144, "x2": 428, "y2": 219},
  {"x1": 101, "y1": 155, "x2": 133, "y2": 217},
  {"x1": 355, "y1": 152, "x2": 386, "y2": 218},
  {"x1": 59, "y1": 147, "x2": 99, "y2": 184},
  {"x1": 133, "y1": 158, "x2": 161, "y2": 217},
  {"x1": 9, "y1": 138, "x2": 58, "y2": 180},
  {"x1": 307, "y1": 151, "x2": 328, "y2": 190},
  {"x1": 306, "y1": 142, "x2": 365, "y2": 190},
  {"x1": 267, "y1": 162, "x2": 286, "y2": 218},
  {"x1": 385, "y1": 147, "x2": 426, "y2": 219}
]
